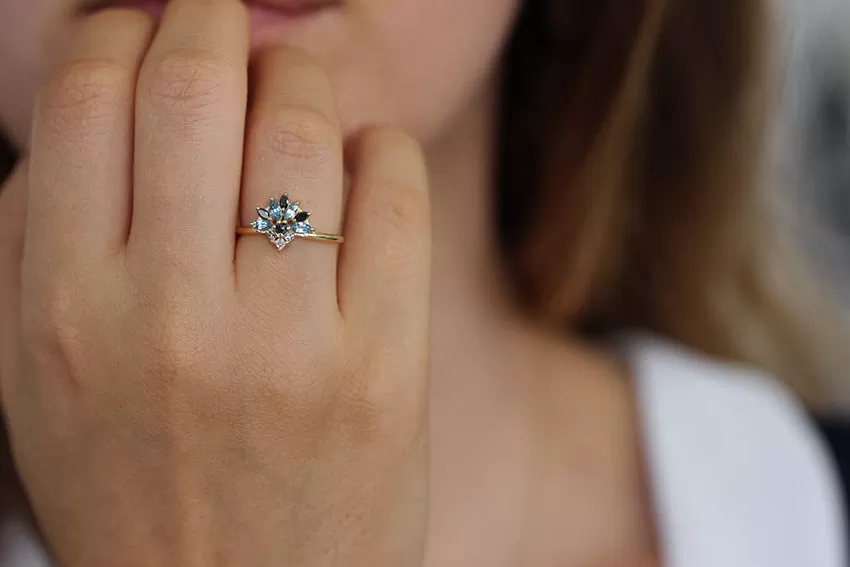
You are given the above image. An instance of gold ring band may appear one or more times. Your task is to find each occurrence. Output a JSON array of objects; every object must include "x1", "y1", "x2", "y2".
[
  {"x1": 236, "y1": 227, "x2": 344, "y2": 243},
  {"x1": 238, "y1": 194, "x2": 343, "y2": 251}
]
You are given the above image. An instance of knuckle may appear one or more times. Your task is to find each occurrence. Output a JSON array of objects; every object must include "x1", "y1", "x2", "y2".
[
  {"x1": 38, "y1": 59, "x2": 129, "y2": 133},
  {"x1": 339, "y1": 394, "x2": 392, "y2": 445},
  {"x1": 338, "y1": 376, "x2": 424, "y2": 448},
  {"x1": 336, "y1": 354, "x2": 426, "y2": 445},
  {"x1": 23, "y1": 287, "x2": 74, "y2": 340},
  {"x1": 142, "y1": 48, "x2": 236, "y2": 117},
  {"x1": 368, "y1": 181, "x2": 429, "y2": 236},
  {"x1": 21, "y1": 284, "x2": 88, "y2": 386},
  {"x1": 260, "y1": 105, "x2": 338, "y2": 167},
  {"x1": 139, "y1": 303, "x2": 207, "y2": 380},
  {"x1": 145, "y1": 340, "x2": 205, "y2": 386}
]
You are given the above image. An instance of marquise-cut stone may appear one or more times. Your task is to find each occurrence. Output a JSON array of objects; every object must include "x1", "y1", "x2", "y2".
[
  {"x1": 269, "y1": 199, "x2": 283, "y2": 221},
  {"x1": 253, "y1": 219, "x2": 272, "y2": 232},
  {"x1": 292, "y1": 222, "x2": 312, "y2": 235},
  {"x1": 257, "y1": 208, "x2": 270, "y2": 220},
  {"x1": 295, "y1": 211, "x2": 310, "y2": 222},
  {"x1": 284, "y1": 202, "x2": 300, "y2": 221}
]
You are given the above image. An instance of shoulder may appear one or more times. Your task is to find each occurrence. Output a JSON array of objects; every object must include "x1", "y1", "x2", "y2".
[{"x1": 620, "y1": 334, "x2": 847, "y2": 567}]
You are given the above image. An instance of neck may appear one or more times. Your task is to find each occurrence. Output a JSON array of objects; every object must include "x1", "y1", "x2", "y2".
[{"x1": 424, "y1": 81, "x2": 527, "y2": 369}]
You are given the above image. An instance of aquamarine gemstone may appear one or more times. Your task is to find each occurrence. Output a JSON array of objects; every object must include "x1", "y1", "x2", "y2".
[
  {"x1": 269, "y1": 199, "x2": 283, "y2": 221},
  {"x1": 252, "y1": 219, "x2": 272, "y2": 232},
  {"x1": 292, "y1": 222, "x2": 312, "y2": 235},
  {"x1": 285, "y1": 202, "x2": 300, "y2": 221}
]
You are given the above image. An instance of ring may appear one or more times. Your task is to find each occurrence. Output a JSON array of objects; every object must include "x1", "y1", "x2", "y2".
[{"x1": 236, "y1": 194, "x2": 344, "y2": 251}]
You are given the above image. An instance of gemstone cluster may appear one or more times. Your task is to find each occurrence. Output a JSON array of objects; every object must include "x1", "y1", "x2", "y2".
[{"x1": 251, "y1": 195, "x2": 314, "y2": 250}]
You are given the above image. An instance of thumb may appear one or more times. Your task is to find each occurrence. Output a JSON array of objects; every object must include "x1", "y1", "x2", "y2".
[{"x1": 0, "y1": 157, "x2": 29, "y2": 407}]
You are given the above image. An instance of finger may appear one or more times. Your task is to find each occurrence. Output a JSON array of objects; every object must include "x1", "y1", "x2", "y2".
[
  {"x1": 237, "y1": 48, "x2": 343, "y2": 309},
  {"x1": 26, "y1": 9, "x2": 156, "y2": 269},
  {"x1": 0, "y1": 159, "x2": 28, "y2": 402},
  {"x1": 130, "y1": 0, "x2": 249, "y2": 276},
  {"x1": 338, "y1": 128, "x2": 431, "y2": 339}
]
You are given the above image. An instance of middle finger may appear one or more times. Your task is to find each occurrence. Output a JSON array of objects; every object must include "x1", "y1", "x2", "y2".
[{"x1": 130, "y1": 0, "x2": 250, "y2": 277}]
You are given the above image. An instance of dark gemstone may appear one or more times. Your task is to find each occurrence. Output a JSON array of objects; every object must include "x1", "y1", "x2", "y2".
[
  {"x1": 274, "y1": 223, "x2": 287, "y2": 234},
  {"x1": 280, "y1": 194, "x2": 289, "y2": 209},
  {"x1": 295, "y1": 211, "x2": 310, "y2": 222}
]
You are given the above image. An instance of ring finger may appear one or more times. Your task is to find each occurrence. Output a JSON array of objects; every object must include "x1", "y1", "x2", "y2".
[{"x1": 236, "y1": 48, "x2": 344, "y2": 312}]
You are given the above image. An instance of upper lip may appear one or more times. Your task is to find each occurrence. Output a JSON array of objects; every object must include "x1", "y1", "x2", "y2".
[
  {"x1": 248, "y1": 0, "x2": 340, "y2": 12},
  {"x1": 83, "y1": 0, "x2": 340, "y2": 16}
]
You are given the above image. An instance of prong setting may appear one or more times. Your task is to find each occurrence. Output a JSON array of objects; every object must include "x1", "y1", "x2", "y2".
[{"x1": 249, "y1": 195, "x2": 315, "y2": 251}]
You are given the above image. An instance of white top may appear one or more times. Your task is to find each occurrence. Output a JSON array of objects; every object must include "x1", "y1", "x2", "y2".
[
  {"x1": 0, "y1": 337, "x2": 846, "y2": 566},
  {"x1": 625, "y1": 335, "x2": 847, "y2": 567}
]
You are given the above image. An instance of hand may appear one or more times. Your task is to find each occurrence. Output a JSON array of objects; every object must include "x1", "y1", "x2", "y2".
[{"x1": 0, "y1": 2, "x2": 431, "y2": 566}]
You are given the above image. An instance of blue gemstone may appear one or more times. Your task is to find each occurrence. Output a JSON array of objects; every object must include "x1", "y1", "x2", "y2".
[
  {"x1": 269, "y1": 199, "x2": 283, "y2": 221},
  {"x1": 292, "y1": 222, "x2": 312, "y2": 235},
  {"x1": 284, "y1": 202, "x2": 300, "y2": 221},
  {"x1": 252, "y1": 219, "x2": 272, "y2": 232},
  {"x1": 257, "y1": 208, "x2": 270, "y2": 220}
]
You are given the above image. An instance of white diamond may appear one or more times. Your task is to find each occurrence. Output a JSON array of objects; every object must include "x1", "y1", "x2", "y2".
[{"x1": 274, "y1": 238, "x2": 288, "y2": 250}]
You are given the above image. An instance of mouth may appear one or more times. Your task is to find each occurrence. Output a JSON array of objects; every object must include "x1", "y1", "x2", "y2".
[
  {"x1": 81, "y1": 0, "x2": 343, "y2": 45},
  {"x1": 82, "y1": 0, "x2": 341, "y2": 16}
]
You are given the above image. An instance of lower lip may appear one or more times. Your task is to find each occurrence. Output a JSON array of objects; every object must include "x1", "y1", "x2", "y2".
[{"x1": 98, "y1": 1, "x2": 336, "y2": 48}]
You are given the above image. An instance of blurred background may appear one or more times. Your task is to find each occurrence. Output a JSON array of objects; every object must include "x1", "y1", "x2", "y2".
[
  {"x1": 775, "y1": 0, "x2": 850, "y2": 316},
  {"x1": 782, "y1": 0, "x2": 850, "y2": 519}
]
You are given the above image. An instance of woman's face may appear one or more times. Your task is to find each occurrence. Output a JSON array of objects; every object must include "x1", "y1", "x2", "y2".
[{"x1": 0, "y1": 0, "x2": 519, "y2": 147}]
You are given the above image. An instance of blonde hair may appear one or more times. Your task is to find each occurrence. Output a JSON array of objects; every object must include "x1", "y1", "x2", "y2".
[{"x1": 497, "y1": 0, "x2": 846, "y2": 405}]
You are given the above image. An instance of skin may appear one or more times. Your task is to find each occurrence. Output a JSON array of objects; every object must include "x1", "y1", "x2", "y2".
[{"x1": 0, "y1": 0, "x2": 658, "y2": 565}]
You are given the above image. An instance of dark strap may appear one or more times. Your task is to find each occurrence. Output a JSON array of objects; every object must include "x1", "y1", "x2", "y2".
[{"x1": 818, "y1": 417, "x2": 850, "y2": 560}]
